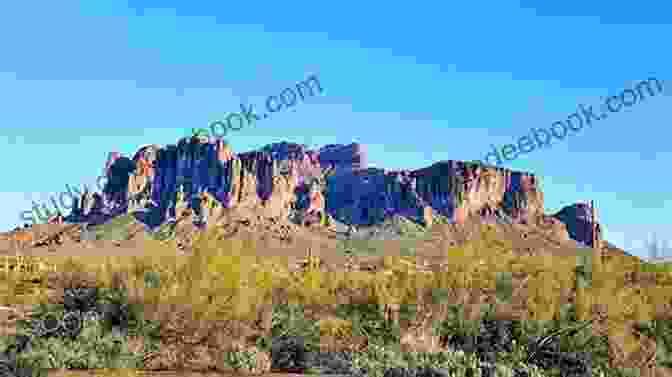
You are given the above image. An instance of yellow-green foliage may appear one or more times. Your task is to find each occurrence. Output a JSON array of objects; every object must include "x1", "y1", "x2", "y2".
[
  {"x1": 317, "y1": 316, "x2": 353, "y2": 338},
  {"x1": 162, "y1": 229, "x2": 277, "y2": 322},
  {"x1": 7, "y1": 224, "x2": 671, "y2": 346},
  {"x1": 0, "y1": 254, "x2": 58, "y2": 305}
]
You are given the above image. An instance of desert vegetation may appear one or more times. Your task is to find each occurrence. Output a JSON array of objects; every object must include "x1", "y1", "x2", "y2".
[{"x1": 0, "y1": 224, "x2": 671, "y2": 376}]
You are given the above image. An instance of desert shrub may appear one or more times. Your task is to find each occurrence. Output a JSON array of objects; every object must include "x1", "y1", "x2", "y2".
[
  {"x1": 146, "y1": 229, "x2": 275, "y2": 323},
  {"x1": 98, "y1": 286, "x2": 159, "y2": 339},
  {"x1": 11, "y1": 316, "x2": 143, "y2": 372},
  {"x1": 638, "y1": 261, "x2": 672, "y2": 274},
  {"x1": 4, "y1": 281, "x2": 162, "y2": 376},
  {"x1": 9, "y1": 219, "x2": 670, "y2": 375},
  {"x1": 334, "y1": 303, "x2": 401, "y2": 347},
  {"x1": 349, "y1": 343, "x2": 525, "y2": 377},
  {"x1": 142, "y1": 270, "x2": 161, "y2": 289},
  {"x1": 267, "y1": 303, "x2": 320, "y2": 352},
  {"x1": 340, "y1": 238, "x2": 385, "y2": 256},
  {"x1": 90, "y1": 214, "x2": 136, "y2": 241},
  {"x1": 495, "y1": 271, "x2": 514, "y2": 304},
  {"x1": 270, "y1": 334, "x2": 310, "y2": 372},
  {"x1": 633, "y1": 319, "x2": 672, "y2": 368},
  {"x1": 426, "y1": 300, "x2": 610, "y2": 377},
  {"x1": 575, "y1": 249, "x2": 594, "y2": 288},
  {"x1": 320, "y1": 212, "x2": 331, "y2": 227},
  {"x1": 350, "y1": 343, "x2": 407, "y2": 376},
  {"x1": 517, "y1": 305, "x2": 610, "y2": 377},
  {"x1": 404, "y1": 351, "x2": 547, "y2": 377},
  {"x1": 433, "y1": 304, "x2": 518, "y2": 364},
  {"x1": 316, "y1": 316, "x2": 353, "y2": 338},
  {"x1": 525, "y1": 270, "x2": 566, "y2": 321},
  {"x1": 433, "y1": 304, "x2": 482, "y2": 350},
  {"x1": 44, "y1": 283, "x2": 156, "y2": 339},
  {"x1": 551, "y1": 304, "x2": 610, "y2": 367},
  {"x1": 223, "y1": 344, "x2": 269, "y2": 373},
  {"x1": 285, "y1": 255, "x2": 333, "y2": 306},
  {"x1": 612, "y1": 367, "x2": 643, "y2": 377},
  {"x1": 399, "y1": 243, "x2": 417, "y2": 257},
  {"x1": 305, "y1": 351, "x2": 362, "y2": 375},
  {"x1": 149, "y1": 221, "x2": 177, "y2": 241},
  {"x1": 257, "y1": 304, "x2": 363, "y2": 373},
  {"x1": 377, "y1": 256, "x2": 434, "y2": 304}
]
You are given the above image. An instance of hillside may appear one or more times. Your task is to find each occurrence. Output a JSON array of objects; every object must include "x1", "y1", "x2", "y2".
[
  {"x1": 1, "y1": 137, "x2": 629, "y2": 261},
  {"x1": 2, "y1": 137, "x2": 671, "y2": 377}
]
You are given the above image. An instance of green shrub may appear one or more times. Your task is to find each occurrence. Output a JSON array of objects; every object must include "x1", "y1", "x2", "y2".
[
  {"x1": 339, "y1": 239, "x2": 384, "y2": 256},
  {"x1": 350, "y1": 344, "x2": 549, "y2": 377},
  {"x1": 5, "y1": 286, "x2": 162, "y2": 375},
  {"x1": 143, "y1": 270, "x2": 161, "y2": 289},
  {"x1": 150, "y1": 221, "x2": 177, "y2": 241},
  {"x1": 350, "y1": 343, "x2": 407, "y2": 377},
  {"x1": 334, "y1": 303, "x2": 400, "y2": 347},
  {"x1": 266, "y1": 303, "x2": 320, "y2": 353},
  {"x1": 495, "y1": 271, "x2": 514, "y2": 304},
  {"x1": 638, "y1": 261, "x2": 672, "y2": 274},
  {"x1": 223, "y1": 346, "x2": 263, "y2": 372},
  {"x1": 633, "y1": 319, "x2": 672, "y2": 368},
  {"x1": 13, "y1": 316, "x2": 143, "y2": 371},
  {"x1": 432, "y1": 304, "x2": 482, "y2": 341},
  {"x1": 90, "y1": 214, "x2": 136, "y2": 241}
]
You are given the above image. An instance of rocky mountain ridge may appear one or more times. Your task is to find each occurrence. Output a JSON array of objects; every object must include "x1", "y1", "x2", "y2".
[{"x1": 64, "y1": 137, "x2": 601, "y2": 250}]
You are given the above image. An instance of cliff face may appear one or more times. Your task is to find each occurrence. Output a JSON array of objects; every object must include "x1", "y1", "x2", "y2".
[
  {"x1": 553, "y1": 202, "x2": 601, "y2": 247},
  {"x1": 72, "y1": 138, "x2": 600, "y2": 246},
  {"x1": 327, "y1": 161, "x2": 544, "y2": 226}
]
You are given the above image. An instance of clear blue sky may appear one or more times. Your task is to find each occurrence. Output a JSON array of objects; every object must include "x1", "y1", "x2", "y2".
[{"x1": 1, "y1": 0, "x2": 670, "y2": 260}]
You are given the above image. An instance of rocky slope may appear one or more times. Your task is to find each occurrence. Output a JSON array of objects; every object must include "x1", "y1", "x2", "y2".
[{"x1": 63, "y1": 137, "x2": 600, "y2": 250}]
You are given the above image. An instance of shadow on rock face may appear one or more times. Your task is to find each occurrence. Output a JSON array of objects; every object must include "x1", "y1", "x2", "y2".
[{"x1": 133, "y1": 208, "x2": 164, "y2": 230}]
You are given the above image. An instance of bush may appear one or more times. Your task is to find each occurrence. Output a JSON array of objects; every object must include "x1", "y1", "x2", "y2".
[
  {"x1": 268, "y1": 303, "x2": 320, "y2": 351},
  {"x1": 633, "y1": 319, "x2": 672, "y2": 368},
  {"x1": 334, "y1": 303, "x2": 401, "y2": 347},
  {"x1": 223, "y1": 344, "x2": 270, "y2": 374},
  {"x1": 270, "y1": 335, "x2": 309, "y2": 372},
  {"x1": 349, "y1": 343, "x2": 512, "y2": 377},
  {"x1": 12, "y1": 316, "x2": 143, "y2": 371},
  {"x1": 305, "y1": 351, "x2": 363, "y2": 376},
  {"x1": 2, "y1": 283, "x2": 162, "y2": 375}
]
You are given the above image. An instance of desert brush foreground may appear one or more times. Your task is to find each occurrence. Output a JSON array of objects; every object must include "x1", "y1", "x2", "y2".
[{"x1": 0, "y1": 222, "x2": 671, "y2": 377}]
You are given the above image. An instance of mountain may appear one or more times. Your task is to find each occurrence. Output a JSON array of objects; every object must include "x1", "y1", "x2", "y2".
[
  {"x1": 1, "y1": 136, "x2": 639, "y2": 265},
  {"x1": 3, "y1": 137, "x2": 666, "y2": 376}
]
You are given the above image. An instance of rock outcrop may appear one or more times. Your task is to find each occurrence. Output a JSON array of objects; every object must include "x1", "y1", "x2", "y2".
[
  {"x1": 68, "y1": 138, "x2": 601, "y2": 246},
  {"x1": 325, "y1": 161, "x2": 543, "y2": 227},
  {"x1": 129, "y1": 144, "x2": 160, "y2": 206},
  {"x1": 318, "y1": 143, "x2": 367, "y2": 171},
  {"x1": 552, "y1": 202, "x2": 601, "y2": 247}
]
